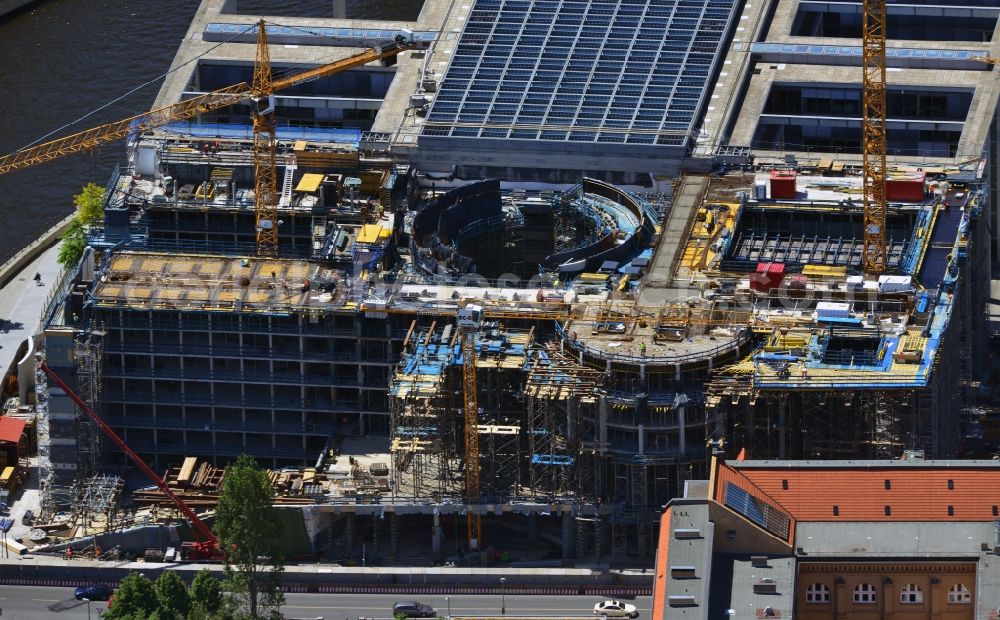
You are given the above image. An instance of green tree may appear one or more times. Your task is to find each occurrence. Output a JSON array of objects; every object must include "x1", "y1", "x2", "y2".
[
  {"x1": 155, "y1": 570, "x2": 191, "y2": 618},
  {"x1": 73, "y1": 182, "x2": 105, "y2": 225},
  {"x1": 190, "y1": 569, "x2": 224, "y2": 617},
  {"x1": 57, "y1": 218, "x2": 86, "y2": 269},
  {"x1": 104, "y1": 572, "x2": 158, "y2": 619},
  {"x1": 214, "y1": 454, "x2": 284, "y2": 619}
]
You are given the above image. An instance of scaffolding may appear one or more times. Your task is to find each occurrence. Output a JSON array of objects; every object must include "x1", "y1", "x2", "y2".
[
  {"x1": 389, "y1": 322, "x2": 460, "y2": 498},
  {"x1": 70, "y1": 474, "x2": 124, "y2": 538},
  {"x1": 35, "y1": 353, "x2": 56, "y2": 521},
  {"x1": 74, "y1": 329, "x2": 106, "y2": 478}
]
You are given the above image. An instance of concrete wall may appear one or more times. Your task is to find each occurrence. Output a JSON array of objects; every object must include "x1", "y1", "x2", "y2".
[
  {"x1": 0, "y1": 213, "x2": 74, "y2": 288},
  {"x1": 0, "y1": 556, "x2": 654, "y2": 589}
]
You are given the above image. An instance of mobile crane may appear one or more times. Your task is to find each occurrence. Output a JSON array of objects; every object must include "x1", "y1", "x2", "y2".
[{"x1": 41, "y1": 363, "x2": 221, "y2": 560}]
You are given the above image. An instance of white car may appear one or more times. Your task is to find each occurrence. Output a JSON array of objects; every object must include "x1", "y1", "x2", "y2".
[{"x1": 594, "y1": 600, "x2": 639, "y2": 618}]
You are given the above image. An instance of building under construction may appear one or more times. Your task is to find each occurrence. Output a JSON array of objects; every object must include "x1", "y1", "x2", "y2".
[{"x1": 13, "y1": 0, "x2": 1000, "y2": 564}]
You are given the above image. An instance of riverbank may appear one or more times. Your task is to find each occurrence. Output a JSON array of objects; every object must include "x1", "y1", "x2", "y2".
[
  {"x1": 0, "y1": 212, "x2": 72, "y2": 289},
  {"x1": 0, "y1": 0, "x2": 36, "y2": 19}
]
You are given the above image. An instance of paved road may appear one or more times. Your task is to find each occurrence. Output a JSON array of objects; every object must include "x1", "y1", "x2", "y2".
[{"x1": 0, "y1": 586, "x2": 652, "y2": 619}]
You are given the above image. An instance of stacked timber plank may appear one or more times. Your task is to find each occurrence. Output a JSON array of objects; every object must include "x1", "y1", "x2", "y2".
[
  {"x1": 132, "y1": 456, "x2": 391, "y2": 510},
  {"x1": 133, "y1": 457, "x2": 226, "y2": 508}
]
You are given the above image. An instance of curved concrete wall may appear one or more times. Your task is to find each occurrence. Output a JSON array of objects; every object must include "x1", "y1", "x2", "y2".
[{"x1": 542, "y1": 178, "x2": 653, "y2": 273}]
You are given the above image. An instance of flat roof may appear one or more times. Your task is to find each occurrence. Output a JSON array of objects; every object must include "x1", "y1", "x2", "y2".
[
  {"x1": 421, "y1": 0, "x2": 739, "y2": 152},
  {"x1": 560, "y1": 302, "x2": 750, "y2": 364},
  {"x1": 93, "y1": 252, "x2": 347, "y2": 314},
  {"x1": 795, "y1": 521, "x2": 993, "y2": 556}
]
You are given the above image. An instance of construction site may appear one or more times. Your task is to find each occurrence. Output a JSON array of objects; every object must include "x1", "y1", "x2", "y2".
[{"x1": 0, "y1": 0, "x2": 996, "y2": 567}]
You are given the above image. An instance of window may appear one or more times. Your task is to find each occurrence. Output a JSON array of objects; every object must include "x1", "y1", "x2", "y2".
[
  {"x1": 806, "y1": 583, "x2": 831, "y2": 603},
  {"x1": 782, "y1": 479, "x2": 788, "y2": 490},
  {"x1": 948, "y1": 505, "x2": 954, "y2": 516},
  {"x1": 947, "y1": 479, "x2": 954, "y2": 490},
  {"x1": 948, "y1": 583, "x2": 971, "y2": 603},
  {"x1": 885, "y1": 505, "x2": 892, "y2": 516},
  {"x1": 884, "y1": 479, "x2": 891, "y2": 490},
  {"x1": 833, "y1": 505, "x2": 839, "y2": 516},
  {"x1": 854, "y1": 583, "x2": 877, "y2": 604},
  {"x1": 900, "y1": 584, "x2": 923, "y2": 604}
]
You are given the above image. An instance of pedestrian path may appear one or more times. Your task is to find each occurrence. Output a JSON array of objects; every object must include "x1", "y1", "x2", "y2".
[{"x1": 0, "y1": 245, "x2": 62, "y2": 372}]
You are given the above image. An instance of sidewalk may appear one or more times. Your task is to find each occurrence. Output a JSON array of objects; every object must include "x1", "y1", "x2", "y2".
[{"x1": 0, "y1": 244, "x2": 62, "y2": 371}]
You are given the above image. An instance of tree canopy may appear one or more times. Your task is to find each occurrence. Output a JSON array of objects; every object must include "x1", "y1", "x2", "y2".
[
  {"x1": 57, "y1": 218, "x2": 86, "y2": 269},
  {"x1": 103, "y1": 570, "x2": 232, "y2": 620},
  {"x1": 155, "y1": 570, "x2": 191, "y2": 618},
  {"x1": 214, "y1": 454, "x2": 285, "y2": 619},
  {"x1": 190, "y1": 569, "x2": 224, "y2": 617},
  {"x1": 104, "y1": 573, "x2": 158, "y2": 619},
  {"x1": 73, "y1": 182, "x2": 105, "y2": 225}
]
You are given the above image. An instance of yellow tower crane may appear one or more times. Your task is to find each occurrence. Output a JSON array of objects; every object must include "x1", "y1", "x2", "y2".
[
  {"x1": 0, "y1": 23, "x2": 419, "y2": 254},
  {"x1": 861, "y1": 0, "x2": 888, "y2": 275},
  {"x1": 251, "y1": 19, "x2": 280, "y2": 257},
  {"x1": 457, "y1": 304, "x2": 485, "y2": 554}
]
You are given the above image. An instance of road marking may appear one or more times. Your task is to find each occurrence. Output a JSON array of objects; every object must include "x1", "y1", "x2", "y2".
[{"x1": 33, "y1": 598, "x2": 58, "y2": 602}]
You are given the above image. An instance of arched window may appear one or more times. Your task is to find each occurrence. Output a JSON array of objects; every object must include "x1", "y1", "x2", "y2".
[
  {"x1": 854, "y1": 583, "x2": 877, "y2": 604},
  {"x1": 806, "y1": 583, "x2": 831, "y2": 603},
  {"x1": 900, "y1": 584, "x2": 923, "y2": 604},
  {"x1": 948, "y1": 583, "x2": 972, "y2": 603}
]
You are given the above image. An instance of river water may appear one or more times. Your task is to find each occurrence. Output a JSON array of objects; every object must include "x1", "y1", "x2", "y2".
[{"x1": 0, "y1": 0, "x2": 424, "y2": 263}]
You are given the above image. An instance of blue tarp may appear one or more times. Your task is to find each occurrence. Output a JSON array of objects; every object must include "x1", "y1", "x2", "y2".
[
  {"x1": 164, "y1": 122, "x2": 362, "y2": 145},
  {"x1": 816, "y1": 315, "x2": 863, "y2": 325}
]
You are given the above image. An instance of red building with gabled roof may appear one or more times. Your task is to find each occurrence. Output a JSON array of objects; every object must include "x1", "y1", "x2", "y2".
[
  {"x1": 0, "y1": 416, "x2": 26, "y2": 468},
  {"x1": 653, "y1": 451, "x2": 1000, "y2": 620}
]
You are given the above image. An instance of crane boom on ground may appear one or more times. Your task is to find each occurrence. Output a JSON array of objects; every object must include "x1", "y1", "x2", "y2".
[
  {"x1": 861, "y1": 0, "x2": 888, "y2": 275},
  {"x1": 40, "y1": 362, "x2": 220, "y2": 559},
  {"x1": 0, "y1": 31, "x2": 418, "y2": 177}
]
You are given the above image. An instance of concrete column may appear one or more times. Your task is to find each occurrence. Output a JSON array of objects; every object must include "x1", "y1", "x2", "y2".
[
  {"x1": 678, "y1": 405, "x2": 686, "y2": 455},
  {"x1": 638, "y1": 424, "x2": 645, "y2": 456},
  {"x1": 345, "y1": 513, "x2": 356, "y2": 557},
  {"x1": 431, "y1": 510, "x2": 443, "y2": 559},
  {"x1": 675, "y1": 364, "x2": 681, "y2": 380},
  {"x1": 599, "y1": 396, "x2": 608, "y2": 447},
  {"x1": 527, "y1": 513, "x2": 537, "y2": 541},
  {"x1": 561, "y1": 512, "x2": 574, "y2": 560},
  {"x1": 567, "y1": 398, "x2": 578, "y2": 442},
  {"x1": 390, "y1": 512, "x2": 400, "y2": 560},
  {"x1": 778, "y1": 398, "x2": 787, "y2": 459},
  {"x1": 640, "y1": 364, "x2": 646, "y2": 380},
  {"x1": 332, "y1": 0, "x2": 347, "y2": 18}
]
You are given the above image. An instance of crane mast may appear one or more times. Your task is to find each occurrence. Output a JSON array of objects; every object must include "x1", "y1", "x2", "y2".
[
  {"x1": 861, "y1": 0, "x2": 888, "y2": 274},
  {"x1": 458, "y1": 305, "x2": 485, "y2": 553},
  {"x1": 252, "y1": 19, "x2": 280, "y2": 257}
]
